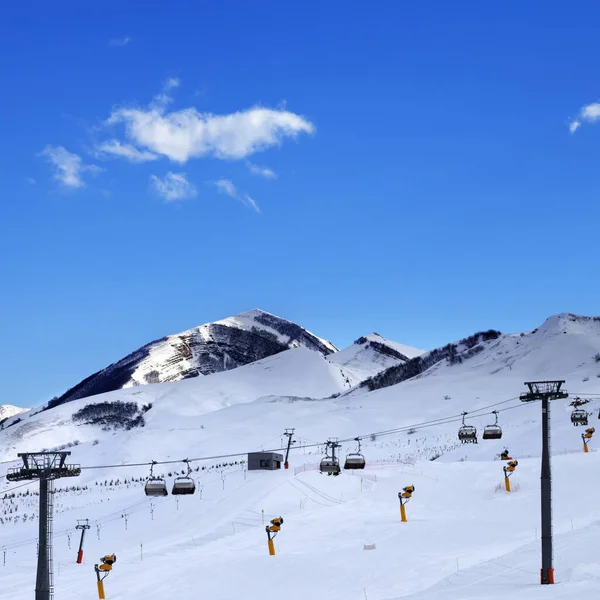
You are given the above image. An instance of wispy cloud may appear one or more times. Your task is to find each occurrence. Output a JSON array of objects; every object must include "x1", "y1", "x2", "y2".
[
  {"x1": 150, "y1": 172, "x2": 197, "y2": 202},
  {"x1": 109, "y1": 36, "x2": 132, "y2": 47},
  {"x1": 211, "y1": 179, "x2": 260, "y2": 213},
  {"x1": 27, "y1": 177, "x2": 36, "y2": 185},
  {"x1": 150, "y1": 77, "x2": 180, "y2": 110},
  {"x1": 569, "y1": 101, "x2": 600, "y2": 133},
  {"x1": 40, "y1": 145, "x2": 102, "y2": 188},
  {"x1": 246, "y1": 162, "x2": 277, "y2": 179},
  {"x1": 104, "y1": 79, "x2": 315, "y2": 163},
  {"x1": 95, "y1": 140, "x2": 158, "y2": 163}
]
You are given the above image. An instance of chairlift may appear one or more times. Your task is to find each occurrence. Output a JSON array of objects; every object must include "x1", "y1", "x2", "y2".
[
  {"x1": 319, "y1": 458, "x2": 341, "y2": 476},
  {"x1": 344, "y1": 438, "x2": 366, "y2": 470},
  {"x1": 320, "y1": 440, "x2": 341, "y2": 476},
  {"x1": 482, "y1": 410, "x2": 503, "y2": 440},
  {"x1": 171, "y1": 460, "x2": 196, "y2": 495},
  {"x1": 571, "y1": 409, "x2": 588, "y2": 426},
  {"x1": 144, "y1": 461, "x2": 168, "y2": 497},
  {"x1": 458, "y1": 412, "x2": 478, "y2": 444}
]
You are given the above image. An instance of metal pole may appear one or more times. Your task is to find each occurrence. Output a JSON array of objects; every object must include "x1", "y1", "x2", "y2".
[
  {"x1": 540, "y1": 397, "x2": 553, "y2": 584},
  {"x1": 36, "y1": 476, "x2": 50, "y2": 600}
]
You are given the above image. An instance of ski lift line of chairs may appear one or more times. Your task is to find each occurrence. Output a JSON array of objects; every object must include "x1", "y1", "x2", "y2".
[
  {"x1": 458, "y1": 412, "x2": 478, "y2": 444},
  {"x1": 482, "y1": 410, "x2": 503, "y2": 440},
  {"x1": 571, "y1": 409, "x2": 588, "y2": 426},
  {"x1": 144, "y1": 460, "x2": 196, "y2": 497},
  {"x1": 344, "y1": 438, "x2": 366, "y2": 470}
]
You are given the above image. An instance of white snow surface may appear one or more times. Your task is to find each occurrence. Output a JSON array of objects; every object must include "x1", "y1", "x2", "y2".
[
  {"x1": 1, "y1": 312, "x2": 600, "y2": 600},
  {"x1": 363, "y1": 333, "x2": 425, "y2": 359},
  {"x1": 0, "y1": 405, "x2": 26, "y2": 420},
  {"x1": 329, "y1": 333, "x2": 425, "y2": 385}
]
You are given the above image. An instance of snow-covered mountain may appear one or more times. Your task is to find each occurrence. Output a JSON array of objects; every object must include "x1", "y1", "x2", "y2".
[
  {"x1": 328, "y1": 333, "x2": 424, "y2": 385},
  {"x1": 3, "y1": 312, "x2": 600, "y2": 600},
  {"x1": 49, "y1": 309, "x2": 337, "y2": 410},
  {"x1": 0, "y1": 404, "x2": 25, "y2": 421}
]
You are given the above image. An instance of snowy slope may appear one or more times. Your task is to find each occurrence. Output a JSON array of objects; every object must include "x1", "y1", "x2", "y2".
[
  {"x1": 329, "y1": 333, "x2": 424, "y2": 385},
  {"x1": 0, "y1": 405, "x2": 26, "y2": 421},
  {"x1": 50, "y1": 309, "x2": 338, "y2": 409},
  {"x1": 2, "y1": 312, "x2": 600, "y2": 600},
  {"x1": 0, "y1": 347, "x2": 351, "y2": 462}
]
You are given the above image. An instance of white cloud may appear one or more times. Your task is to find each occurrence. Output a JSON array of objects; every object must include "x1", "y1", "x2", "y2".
[
  {"x1": 582, "y1": 103, "x2": 600, "y2": 120},
  {"x1": 246, "y1": 162, "x2": 277, "y2": 179},
  {"x1": 213, "y1": 179, "x2": 237, "y2": 197},
  {"x1": 211, "y1": 179, "x2": 260, "y2": 213},
  {"x1": 40, "y1": 145, "x2": 102, "y2": 188},
  {"x1": 150, "y1": 78, "x2": 180, "y2": 110},
  {"x1": 242, "y1": 194, "x2": 260, "y2": 213},
  {"x1": 109, "y1": 36, "x2": 131, "y2": 47},
  {"x1": 105, "y1": 81, "x2": 315, "y2": 163},
  {"x1": 569, "y1": 101, "x2": 600, "y2": 133},
  {"x1": 95, "y1": 140, "x2": 158, "y2": 162},
  {"x1": 150, "y1": 172, "x2": 197, "y2": 201}
]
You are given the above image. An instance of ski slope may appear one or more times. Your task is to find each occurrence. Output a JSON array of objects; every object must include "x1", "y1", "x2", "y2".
[{"x1": 1, "y1": 313, "x2": 600, "y2": 599}]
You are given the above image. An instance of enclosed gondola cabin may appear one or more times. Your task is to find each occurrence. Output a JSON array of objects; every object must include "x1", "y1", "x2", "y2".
[
  {"x1": 144, "y1": 479, "x2": 168, "y2": 497},
  {"x1": 320, "y1": 458, "x2": 341, "y2": 476},
  {"x1": 571, "y1": 409, "x2": 588, "y2": 426}
]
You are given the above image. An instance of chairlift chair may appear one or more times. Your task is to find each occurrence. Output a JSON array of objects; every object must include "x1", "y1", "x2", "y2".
[
  {"x1": 319, "y1": 457, "x2": 341, "y2": 476},
  {"x1": 482, "y1": 410, "x2": 503, "y2": 440},
  {"x1": 458, "y1": 412, "x2": 478, "y2": 444},
  {"x1": 171, "y1": 460, "x2": 196, "y2": 495},
  {"x1": 571, "y1": 409, "x2": 588, "y2": 426},
  {"x1": 344, "y1": 438, "x2": 366, "y2": 470},
  {"x1": 145, "y1": 479, "x2": 168, "y2": 497},
  {"x1": 144, "y1": 461, "x2": 168, "y2": 497}
]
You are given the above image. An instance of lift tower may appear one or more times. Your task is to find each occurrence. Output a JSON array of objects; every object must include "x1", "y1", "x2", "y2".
[
  {"x1": 283, "y1": 429, "x2": 296, "y2": 469},
  {"x1": 520, "y1": 381, "x2": 568, "y2": 585},
  {"x1": 7, "y1": 452, "x2": 81, "y2": 600}
]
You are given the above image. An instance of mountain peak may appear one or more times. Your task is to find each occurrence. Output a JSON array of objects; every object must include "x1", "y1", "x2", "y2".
[
  {"x1": 48, "y1": 309, "x2": 337, "y2": 409},
  {"x1": 0, "y1": 405, "x2": 26, "y2": 421}
]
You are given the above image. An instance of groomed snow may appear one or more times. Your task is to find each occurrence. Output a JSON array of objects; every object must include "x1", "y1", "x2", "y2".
[{"x1": 1, "y1": 312, "x2": 600, "y2": 600}]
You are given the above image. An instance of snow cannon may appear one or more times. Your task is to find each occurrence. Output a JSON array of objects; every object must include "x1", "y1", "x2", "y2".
[
  {"x1": 398, "y1": 486, "x2": 415, "y2": 522},
  {"x1": 266, "y1": 517, "x2": 284, "y2": 555}
]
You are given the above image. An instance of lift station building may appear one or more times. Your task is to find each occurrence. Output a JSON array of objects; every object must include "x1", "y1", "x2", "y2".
[{"x1": 247, "y1": 452, "x2": 284, "y2": 471}]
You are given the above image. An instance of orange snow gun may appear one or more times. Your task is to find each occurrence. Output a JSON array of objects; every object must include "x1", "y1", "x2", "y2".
[
  {"x1": 400, "y1": 485, "x2": 415, "y2": 499},
  {"x1": 504, "y1": 460, "x2": 518, "y2": 474},
  {"x1": 583, "y1": 427, "x2": 595, "y2": 440},
  {"x1": 500, "y1": 449, "x2": 512, "y2": 461},
  {"x1": 267, "y1": 517, "x2": 283, "y2": 533},
  {"x1": 98, "y1": 554, "x2": 116, "y2": 572}
]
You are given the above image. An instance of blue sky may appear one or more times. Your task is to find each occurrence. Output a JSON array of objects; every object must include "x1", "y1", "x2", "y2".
[{"x1": 1, "y1": 1, "x2": 600, "y2": 407}]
